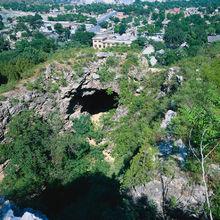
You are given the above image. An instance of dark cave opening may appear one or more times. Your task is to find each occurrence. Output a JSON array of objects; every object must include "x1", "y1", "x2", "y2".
[{"x1": 67, "y1": 89, "x2": 119, "y2": 115}]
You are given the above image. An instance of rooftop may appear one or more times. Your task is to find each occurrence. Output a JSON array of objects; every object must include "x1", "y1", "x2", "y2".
[{"x1": 208, "y1": 35, "x2": 220, "y2": 43}]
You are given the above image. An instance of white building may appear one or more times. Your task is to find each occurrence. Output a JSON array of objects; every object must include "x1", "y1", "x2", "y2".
[{"x1": 92, "y1": 32, "x2": 137, "y2": 49}]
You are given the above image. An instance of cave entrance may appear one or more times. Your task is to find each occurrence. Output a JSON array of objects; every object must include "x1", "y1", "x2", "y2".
[{"x1": 67, "y1": 89, "x2": 119, "y2": 115}]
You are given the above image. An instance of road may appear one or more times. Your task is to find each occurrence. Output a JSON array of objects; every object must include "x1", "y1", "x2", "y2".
[{"x1": 89, "y1": 10, "x2": 117, "y2": 33}]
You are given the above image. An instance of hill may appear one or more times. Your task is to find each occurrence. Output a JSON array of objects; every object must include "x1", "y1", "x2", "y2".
[{"x1": 0, "y1": 44, "x2": 219, "y2": 219}]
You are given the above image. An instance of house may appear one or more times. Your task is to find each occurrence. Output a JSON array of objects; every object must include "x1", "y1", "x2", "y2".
[
  {"x1": 208, "y1": 35, "x2": 220, "y2": 43},
  {"x1": 92, "y1": 32, "x2": 136, "y2": 49},
  {"x1": 116, "y1": 12, "x2": 128, "y2": 20},
  {"x1": 166, "y1": 8, "x2": 181, "y2": 15},
  {"x1": 92, "y1": 34, "x2": 108, "y2": 49},
  {"x1": 184, "y1": 7, "x2": 201, "y2": 17},
  {"x1": 148, "y1": 34, "x2": 164, "y2": 42}
]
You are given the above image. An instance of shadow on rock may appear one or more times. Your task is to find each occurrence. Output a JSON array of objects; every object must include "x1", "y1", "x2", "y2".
[{"x1": 17, "y1": 173, "x2": 138, "y2": 220}]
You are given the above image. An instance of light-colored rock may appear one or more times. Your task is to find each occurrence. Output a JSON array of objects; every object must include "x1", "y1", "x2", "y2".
[
  {"x1": 112, "y1": 106, "x2": 128, "y2": 121},
  {"x1": 142, "y1": 45, "x2": 155, "y2": 55},
  {"x1": 103, "y1": 149, "x2": 115, "y2": 163},
  {"x1": 21, "y1": 212, "x2": 42, "y2": 220},
  {"x1": 96, "y1": 52, "x2": 113, "y2": 58},
  {"x1": 0, "y1": 52, "x2": 141, "y2": 142},
  {"x1": 92, "y1": 73, "x2": 100, "y2": 80},
  {"x1": 0, "y1": 197, "x2": 48, "y2": 220},
  {"x1": 149, "y1": 56, "x2": 157, "y2": 66},
  {"x1": 130, "y1": 174, "x2": 206, "y2": 216},
  {"x1": 174, "y1": 139, "x2": 187, "y2": 162},
  {"x1": 160, "y1": 110, "x2": 177, "y2": 129}
]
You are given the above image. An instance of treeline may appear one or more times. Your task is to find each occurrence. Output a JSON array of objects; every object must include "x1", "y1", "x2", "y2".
[
  {"x1": 104, "y1": 45, "x2": 220, "y2": 218},
  {"x1": 0, "y1": 22, "x2": 94, "y2": 89},
  {"x1": 48, "y1": 13, "x2": 97, "y2": 25},
  {"x1": 17, "y1": 14, "x2": 43, "y2": 30},
  {"x1": 2, "y1": 0, "x2": 220, "y2": 15},
  {"x1": 75, "y1": 3, "x2": 113, "y2": 15},
  {"x1": 0, "y1": 111, "x2": 116, "y2": 219},
  {"x1": 0, "y1": 1, "x2": 59, "y2": 12},
  {"x1": 160, "y1": 13, "x2": 220, "y2": 65}
]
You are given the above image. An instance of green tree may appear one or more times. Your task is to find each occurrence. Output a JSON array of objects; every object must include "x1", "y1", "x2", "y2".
[
  {"x1": 0, "y1": 15, "x2": 4, "y2": 30},
  {"x1": 164, "y1": 23, "x2": 186, "y2": 48},
  {"x1": 71, "y1": 27, "x2": 95, "y2": 46},
  {"x1": 0, "y1": 37, "x2": 10, "y2": 52},
  {"x1": 132, "y1": 37, "x2": 147, "y2": 48},
  {"x1": 73, "y1": 115, "x2": 93, "y2": 136},
  {"x1": 54, "y1": 23, "x2": 71, "y2": 41},
  {"x1": 0, "y1": 111, "x2": 52, "y2": 198},
  {"x1": 100, "y1": 21, "x2": 108, "y2": 29},
  {"x1": 176, "y1": 106, "x2": 219, "y2": 220},
  {"x1": 114, "y1": 23, "x2": 127, "y2": 35},
  {"x1": 54, "y1": 23, "x2": 64, "y2": 35}
]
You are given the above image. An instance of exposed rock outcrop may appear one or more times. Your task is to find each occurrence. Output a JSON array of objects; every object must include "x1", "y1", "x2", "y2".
[
  {"x1": 0, "y1": 50, "x2": 162, "y2": 142},
  {"x1": 157, "y1": 66, "x2": 183, "y2": 99},
  {"x1": 0, "y1": 197, "x2": 47, "y2": 220},
  {"x1": 130, "y1": 169, "x2": 207, "y2": 218},
  {"x1": 160, "y1": 110, "x2": 177, "y2": 129},
  {"x1": 0, "y1": 52, "x2": 123, "y2": 140}
]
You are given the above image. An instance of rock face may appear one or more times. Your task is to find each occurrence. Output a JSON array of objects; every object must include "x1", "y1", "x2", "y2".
[
  {"x1": 130, "y1": 170, "x2": 206, "y2": 218},
  {"x1": 160, "y1": 110, "x2": 177, "y2": 129},
  {"x1": 157, "y1": 66, "x2": 183, "y2": 99},
  {"x1": 0, "y1": 52, "x2": 122, "y2": 140},
  {"x1": 0, "y1": 89, "x2": 55, "y2": 140},
  {"x1": 0, "y1": 51, "x2": 155, "y2": 140},
  {"x1": 0, "y1": 197, "x2": 47, "y2": 220}
]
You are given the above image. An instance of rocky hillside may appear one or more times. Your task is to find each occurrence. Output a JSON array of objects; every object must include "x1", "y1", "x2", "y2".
[{"x1": 0, "y1": 47, "x2": 219, "y2": 220}]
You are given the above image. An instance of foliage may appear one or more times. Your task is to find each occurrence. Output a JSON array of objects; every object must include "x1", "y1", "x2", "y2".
[
  {"x1": 97, "y1": 65, "x2": 115, "y2": 83},
  {"x1": 0, "y1": 110, "x2": 107, "y2": 202},
  {"x1": 106, "y1": 56, "x2": 118, "y2": 68},
  {"x1": 71, "y1": 26, "x2": 95, "y2": 46},
  {"x1": 17, "y1": 13, "x2": 43, "y2": 29},
  {"x1": 99, "y1": 21, "x2": 109, "y2": 29},
  {"x1": 54, "y1": 23, "x2": 71, "y2": 41},
  {"x1": 132, "y1": 37, "x2": 147, "y2": 48},
  {"x1": 0, "y1": 3, "x2": 220, "y2": 215},
  {"x1": 49, "y1": 13, "x2": 96, "y2": 24},
  {"x1": 0, "y1": 33, "x2": 56, "y2": 87},
  {"x1": 167, "y1": 48, "x2": 220, "y2": 179},
  {"x1": 73, "y1": 115, "x2": 94, "y2": 137},
  {"x1": 0, "y1": 111, "x2": 52, "y2": 198},
  {"x1": 49, "y1": 132, "x2": 91, "y2": 182},
  {"x1": 123, "y1": 144, "x2": 158, "y2": 187},
  {"x1": 0, "y1": 37, "x2": 10, "y2": 52},
  {"x1": 121, "y1": 53, "x2": 139, "y2": 74},
  {"x1": 212, "y1": 185, "x2": 220, "y2": 219},
  {"x1": 114, "y1": 22, "x2": 127, "y2": 35}
]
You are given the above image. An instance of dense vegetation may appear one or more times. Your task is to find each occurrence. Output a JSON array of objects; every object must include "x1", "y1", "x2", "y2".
[
  {"x1": 48, "y1": 13, "x2": 97, "y2": 25},
  {"x1": 0, "y1": 2, "x2": 58, "y2": 12},
  {"x1": 0, "y1": 32, "x2": 56, "y2": 91}
]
